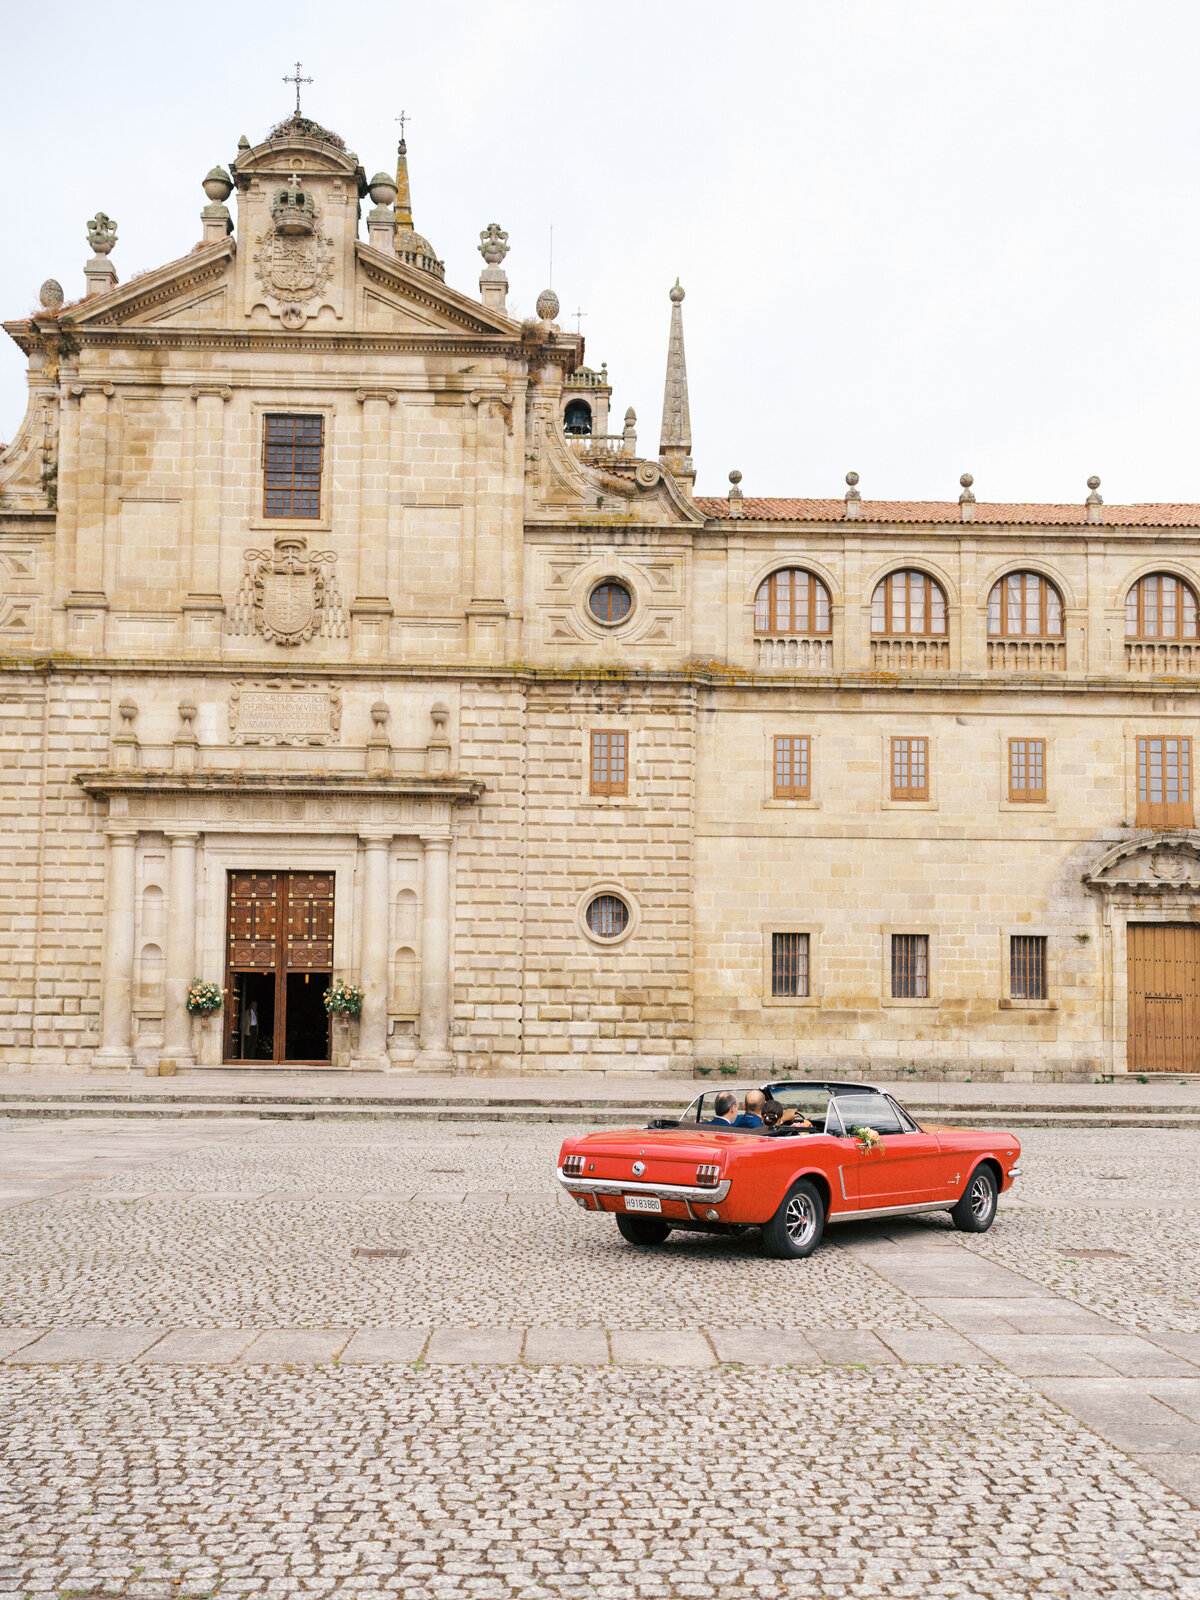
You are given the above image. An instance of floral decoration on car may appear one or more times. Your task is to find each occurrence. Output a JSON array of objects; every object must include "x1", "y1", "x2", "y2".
[
  {"x1": 185, "y1": 981, "x2": 223, "y2": 1016},
  {"x1": 850, "y1": 1125, "x2": 882, "y2": 1153},
  {"x1": 323, "y1": 981, "x2": 364, "y2": 1017}
]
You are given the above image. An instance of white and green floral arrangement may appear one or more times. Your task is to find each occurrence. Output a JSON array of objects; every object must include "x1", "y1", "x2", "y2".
[
  {"x1": 323, "y1": 980, "x2": 364, "y2": 1018},
  {"x1": 185, "y1": 980, "x2": 223, "y2": 1017},
  {"x1": 850, "y1": 1125, "x2": 882, "y2": 1154}
]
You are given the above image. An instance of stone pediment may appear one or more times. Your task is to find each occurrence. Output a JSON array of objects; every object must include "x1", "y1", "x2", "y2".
[
  {"x1": 353, "y1": 245, "x2": 520, "y2": 338},
  {"x1": 1083, "y1": 834, "x2": 1200, "y2": 894},
  {"x1": 60, "y1": 240, "x2": 236, "y2": 330}
]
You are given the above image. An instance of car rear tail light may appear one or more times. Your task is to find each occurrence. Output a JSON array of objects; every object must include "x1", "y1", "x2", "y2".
[
  {"x1": 562, "y1": 1154, "x2": 585, "y2": 1178},
  {"x1": 696, "y1": 1163, "x2": 720, "y2": 1187}
]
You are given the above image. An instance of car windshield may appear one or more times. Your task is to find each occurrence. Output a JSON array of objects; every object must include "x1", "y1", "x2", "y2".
[{"x1": 829, "y1": 1091, "x2": 911, "y2": 1136}]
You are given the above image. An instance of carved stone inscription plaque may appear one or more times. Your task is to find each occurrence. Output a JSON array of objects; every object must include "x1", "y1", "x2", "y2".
[{"x1": 229, "y1": 679, "x2": 342, "y2": 746}]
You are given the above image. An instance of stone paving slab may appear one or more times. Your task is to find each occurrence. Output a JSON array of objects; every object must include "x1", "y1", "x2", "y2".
[
  {"x1": 139, "y1": 1329, "x2": 257, "y2": 1362},
  {"x1": 1150, "y1": 1332, "x2": 1200, "y2": 1363},
  {"x1": 523, "y1": 1327, "x2": 611, "y2": 1365},
  {"x1": 10, "y1": 1329, "x2": 164, "y2": 1362},
  {"x1": 876, "y1": 1329, "x2": 996, "y2": 1365},
  {"x1": 340, "y1": 1328, "x2": 429, "y2": 1363},
  {"x1": 238, "y1": 1329, "x2": 351, "y2": 1363},
  {"x1": 426, "y1": 1328, "x2": 525, "y2": 1364},
  {"x1": 1033, "y1": 1376, "x2": 1200, "y2": 1454},
  {"x1": 977, "y1": 1334, "x2": 1200, "y2": 1378},
  {"x1": 608, "y1": 1330, "x2": 715, "y2": 1366},
  {"x1": 801, "y1": 1328, "x2": 902, "y2": 1365},
  {"x1": 1133, "y1": 1451, "x2": 1200, "y2": 1502},
  {"x1": 707, "y1": 1328, "x2": 823, "y2": 1365},
  {"x1": 920, "y1": 1295, "x2": 1125, "y2": 1334},
  {"x1": 0, "y1": 1329, "x2": 44, "y2": 1359}
]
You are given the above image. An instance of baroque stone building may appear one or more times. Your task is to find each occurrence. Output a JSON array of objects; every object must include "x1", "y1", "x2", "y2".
[{"x1": 3, "y1": 107, "x2": 1200, "y2": 1080}]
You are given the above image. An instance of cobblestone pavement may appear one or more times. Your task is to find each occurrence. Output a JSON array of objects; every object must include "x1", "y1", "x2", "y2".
[{"x1": 1, "y1": 1118, "x2": 1199, "y2": 1597}]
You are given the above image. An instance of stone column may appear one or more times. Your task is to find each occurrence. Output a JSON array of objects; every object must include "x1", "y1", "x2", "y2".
[
  {"x1": 358, "y1": 834, "x2": 392, "y2": 1070},
  {"x1": 415, "y1": 834, "x2": 453, "y2": 1070},
  {"x1": 163, "y1": 830, "x2": 199, "y2": 1067},
  {"x1": 94, "y1": 828, "x2": 138, "y2": 1069}
]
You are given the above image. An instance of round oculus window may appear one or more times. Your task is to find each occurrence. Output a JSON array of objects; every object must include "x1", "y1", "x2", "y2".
[
  {"x1": 586, "y1": 894, "x2": 629, "y2": 940},
  {"x1": 589, "y1": 579, "x2": 633, "y2": 625}
]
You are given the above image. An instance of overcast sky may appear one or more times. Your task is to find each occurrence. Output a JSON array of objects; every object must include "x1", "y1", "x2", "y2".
[{"x1": 2, "y1": 0, "x2": 1197, "y2": 505}]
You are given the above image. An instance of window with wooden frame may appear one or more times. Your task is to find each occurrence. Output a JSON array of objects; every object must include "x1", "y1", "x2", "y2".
[
  {"x1": 1008, "y1": 738, "x2": 1046, "y2": 802},
  {"x1": 1010, "y1": 935, "x2": 1048, "y2": 1001},
  {"x1": 1137, "y1": 736, "x2": 1193, "y2": 827},
  {"x1": 773, "y1": 735, "x2": 811, "y2": 799},
  {"x1": 771, "y1": 932, "x2": 810, "y2": 997},
  {"x1": 891, "y1": 934, "x2": 929, "y2": 999},
  {"x1": 890, "y1": 737, "x2": 929, "y2": 801},
  {"x1": 1125, "y1": 573, "x2": 1200, "y2": 640},
  {"x1": 987, "y1": 572, "x2": 1063, "y2": 637},
  {"x1": 590, "y1": 730, "x2": 628, "y2": 797},
  {"x1": 754, "y1": 569, "x2": 832, "y2": 634},
  {"x1": 871, "y1": 570, "x2": 947, "y2": 636},
  {"x1": 263, "y1": 414, "x2": 324, "y2": 519}
]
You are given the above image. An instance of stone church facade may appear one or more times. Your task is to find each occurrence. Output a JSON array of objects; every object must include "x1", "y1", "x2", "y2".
[{"x1": 3, "y1": 108, "x2": 1200, "y2": 1080}]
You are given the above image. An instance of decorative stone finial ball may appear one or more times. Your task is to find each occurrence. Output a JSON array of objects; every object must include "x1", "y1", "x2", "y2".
[
  {"x1": 670, "y1": 278, "x2": 685, "y2": 303},
  {"x1": 38, "y1": 279, "x2": 64, "y2": 310},
  {"x1": 118, "y1": 699, "x2": 137, "y2": 724},
  {"x1": 178, "y1": 700, "x2": 197, "y2": 725},
  {"x1": 729, "y1": 469, "x2": 743, "y2": 486},
  {"x1": 237, "y1": 134, "x2": 250, "y2": 149},
  {"x1": 430, "y1": 702, "x2": 450, "y2": 730},
  {"x1": 370, "y1": 701, "x2": 390, "y2": 726},
  {"x1": 624, "y1": 406, "x2": 637, "y2": 423},
  {"x1": 202, "y1": 166, "x2": 233, "y2": 203},
  {"x1": 535, "y1": 288, "x2": 560, "y2": 321},
  {"x1": 845, "y1": 470, "x2": 859, "y2": 488},
  {"x1": 960, "y1": 472, "x2": 974, "y2": 489},
  {"x1": 1087, "y1": 474, "x2": 1101, "y2": 491},
  {"x1": 368, "y1": 173, "x2": 398, "y2": 206}
]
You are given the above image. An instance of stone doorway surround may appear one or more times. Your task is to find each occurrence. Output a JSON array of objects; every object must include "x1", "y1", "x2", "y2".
[
  {"x1": 76, "y1": 769, "x2": 482, "y2": 1074},
  {"x1": 1083, "y1": 831, "x2": 1200, "y2": 1075}
]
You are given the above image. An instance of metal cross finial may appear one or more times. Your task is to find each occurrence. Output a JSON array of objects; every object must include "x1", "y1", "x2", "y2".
[
  {"x1": 573, "y1": 307, "x2": 587, "y2": 335},
  {"x1": 395, "y1": 109, "x2": 411, "y2": 142},
  {"x1": 283, "y1": 61, "x2": 313, "y2": 116}
]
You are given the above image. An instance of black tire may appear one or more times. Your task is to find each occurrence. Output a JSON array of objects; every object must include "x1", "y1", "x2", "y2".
[
  {"x1": 615, "y1": 1214, "x2": 672, "y2": 1246},
  {"x1": 760, "y1": 1179, "x2": 825, "y2": 1260},
  {"x1": 951, "y1": 1164, "x2": 998, "y2": 1233}
]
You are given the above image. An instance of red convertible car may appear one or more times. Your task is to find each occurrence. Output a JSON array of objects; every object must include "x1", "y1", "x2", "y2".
[{"x1": 557, "y1": 1080, "x2": 1022, "y2": 1259}]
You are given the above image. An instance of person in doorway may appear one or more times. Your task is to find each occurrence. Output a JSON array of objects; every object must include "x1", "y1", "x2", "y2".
[{"x1": 242, "y1": 998, "x2": 259, "y2": 1060}]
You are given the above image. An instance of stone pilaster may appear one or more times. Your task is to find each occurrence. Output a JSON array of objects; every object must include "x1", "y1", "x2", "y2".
[
  {"x1": 94, "y1": 829, "x2": 138, "y2": 1069},
  {"x1": 415, "y1": 834, "x2": 453, "y2": 1070},
  {"x1": 357, "y1": 834, "x2": 392, "y2": 1070},
  {"x1": 163, "y1": 830, "x2": 199, "y2": 1067}
]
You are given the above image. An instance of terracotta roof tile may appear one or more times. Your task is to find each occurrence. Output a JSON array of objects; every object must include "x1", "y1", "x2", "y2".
[{"x1": 695, "y1": 497, "x2": 1200, "y2": 528}]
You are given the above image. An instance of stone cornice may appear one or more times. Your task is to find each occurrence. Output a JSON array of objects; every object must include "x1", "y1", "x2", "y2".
[
  {"x1": 45, "y1": 327, "x2": 535, "y2": 359},
  {"x1": 74, "y1": 768, "x2": 484, "y2": 803}
]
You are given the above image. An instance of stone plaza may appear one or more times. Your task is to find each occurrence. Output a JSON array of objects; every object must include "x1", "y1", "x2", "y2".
[{"x1": 1, "y1": 1111, "x2": 1199, "y2": 1597}]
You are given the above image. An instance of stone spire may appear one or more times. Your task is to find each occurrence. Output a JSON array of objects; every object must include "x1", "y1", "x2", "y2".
[
  {"x1": 658, "y1": 279, "x2": 694, "y2": 494},
  {"x1": 394, "y1": 136, "x2": 415, "y2": 231},
  {"x1": 390, "y1": 135, "x2": 445, "y2": 280}
]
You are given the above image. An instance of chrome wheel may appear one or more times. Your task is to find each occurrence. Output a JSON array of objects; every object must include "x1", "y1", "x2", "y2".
[
  {"x1": 784, "y1": 1190, "x2": 818, "y2": 1249},
  {"x1": 969, "y1": 1173, "x2": 994, "y2": 1223}
]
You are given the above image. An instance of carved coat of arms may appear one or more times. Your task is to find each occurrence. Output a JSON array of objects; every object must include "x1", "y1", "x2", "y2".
[
  {"x1": 252, "y1": 179, "x2": 334, "y2": 328},
  {"x1": 228, "y1": 536, "x2": 347, "y2": 645}
]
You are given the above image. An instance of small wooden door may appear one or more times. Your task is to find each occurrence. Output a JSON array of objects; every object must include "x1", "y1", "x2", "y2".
[
  {"x1": 224, "y1": 871, "x2": 334, "y2": 1063},
  {"x1": 1127, "y1": 923, "x2": 1200, "y2": 1073}
]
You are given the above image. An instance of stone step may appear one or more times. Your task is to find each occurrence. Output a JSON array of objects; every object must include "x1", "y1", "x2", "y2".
[{"x1": 0, "y1": 1100, "x2": 1197, "y2": 1128}]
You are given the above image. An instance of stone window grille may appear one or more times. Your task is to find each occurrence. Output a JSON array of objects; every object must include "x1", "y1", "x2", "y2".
[
  {"x1": 891, "y1": 934, "x2": 929, "y2": 999},
  {"x1": 772, "y1": 932, "x2": 810, "y2": 997},
  {"x1": 263, "y1": 414, "x2": 324, "y2": 518},
  {"x1": 590, "y1": 730, "x2": 628, "y2": 796},
  {"x1": 1010, "y1": 935, "x2": 1048, "y2": 1001},
  {"x1": 586, "y1": 894, "x2": 629, "y2": 939},
  {"x1": 1009, "y1": 738, "x2": 1046, "y2": 802},
  {"x1": 891, "y1": 737, "x2": 928, "y2": 801},
  {"x1": 1137, "y1": 736, "x2": 1193, "y2": 827}
]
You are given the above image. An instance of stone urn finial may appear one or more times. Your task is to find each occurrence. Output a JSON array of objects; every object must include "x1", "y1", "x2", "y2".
[
  {"x1": 118, "y1": 699, "x2": 137, "y2": 727},
  {"x1": 479, "y1": 222, "x2": 510, "y2": 267},
  {"x1": 430, "y1": 702, "x2": 449, "y2": 731},
  {"x1": 368, "y1": 172, "x2": 398, "y2": 207},
  {"x1": 535, "y1": 287, "x2": 559, "y2": 322},
  {"x1": 39, "y1": 279, "x2": 64, "y2": 310},
  {"x1": 86, "y1": 213, "x2": 118, "y2": 256},
  {"x1": 370, "y1": 700, "x2": 390, "y2": 727},
  {"x1": 202, "y1": 166, "x2": 233, "y2": 203}
]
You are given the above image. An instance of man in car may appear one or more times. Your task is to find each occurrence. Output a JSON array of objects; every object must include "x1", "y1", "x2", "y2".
[
  {"x1": 703, "y1": 1091, "x2": 739, "y2": 1126},
  {"x1": 733, "y1": 1089, "x2": 767, "y2": 1128}
]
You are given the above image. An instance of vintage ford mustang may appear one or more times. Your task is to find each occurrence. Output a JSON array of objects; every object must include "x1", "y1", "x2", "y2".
[{"x1": 556, "y1": 1081, "x2": 1022, "y2": 1258}]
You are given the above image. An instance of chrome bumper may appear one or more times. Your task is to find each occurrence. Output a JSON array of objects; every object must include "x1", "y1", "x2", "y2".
[{"x1": 556, "y1": 1168, "x2": 732, "y2": 1204}]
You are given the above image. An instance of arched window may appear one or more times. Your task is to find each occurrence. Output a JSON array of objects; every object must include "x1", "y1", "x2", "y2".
[
  {"x1": 564, "y1": 399, "x2": 593, "y2": 436},
  {"x1": 754, "y1": 569, "x2": 831, "y2": 634},
  {"x1": 1125, "y1": 573, "x2": 1199, "y2": 640},
  {"x1": 871, "y1": 570, "x2": 947, "y2": 636},
  {"x1": 987, "y1": 572, "x2": 1064, "y2": 638}
]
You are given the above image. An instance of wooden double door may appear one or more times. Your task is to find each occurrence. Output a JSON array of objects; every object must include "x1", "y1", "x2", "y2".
[
  {"x1": 224, "y1": 871, "x2": 334, "y2": 1064},
  {"x1": 1127, "y1": 923, "x2": 1200, "y2": 1074}
]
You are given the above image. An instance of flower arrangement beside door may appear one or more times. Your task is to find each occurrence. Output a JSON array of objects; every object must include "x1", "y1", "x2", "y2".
[
  {"x1": 323, "y1": 980, "x2": 364, "y2": 1018},
  {"x1": 186, "y1": 981, "x2": 223, "y2": 1020}
]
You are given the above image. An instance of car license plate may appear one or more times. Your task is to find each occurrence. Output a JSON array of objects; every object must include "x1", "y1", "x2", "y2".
[{"x1": 624, "y1": 1195, "x2": 662, "y2": 1213}]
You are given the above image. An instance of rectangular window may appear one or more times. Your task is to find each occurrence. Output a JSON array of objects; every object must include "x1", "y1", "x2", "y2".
[
  {"x1": 1137, "y1": 736, "x2": 1192, "y2": 827},
  {"x1": 1010, "y1": 935, "x2": 1048, "y2": 1000},
  {"x1": 263, "y1": 414, "x2": 324, "y2": 518},
  {"x1": 1009, "y1": 738, "x2": 1046, "y2": 802},
  {"x1": 773, "y1": 735, "x2": 810, "y2": 799},
  {"x1": 772, "y1": 933, "x2": 810, "y2": 997},
  {"x1": 891, "y1": 934, "x2": 929, "y2": 999},
  {"x1": 590, "y1": 730, "x2": 628, "y2": 797},
  {"x1": 891, "y1": 737, "x2": 929, "y2": 800}
]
